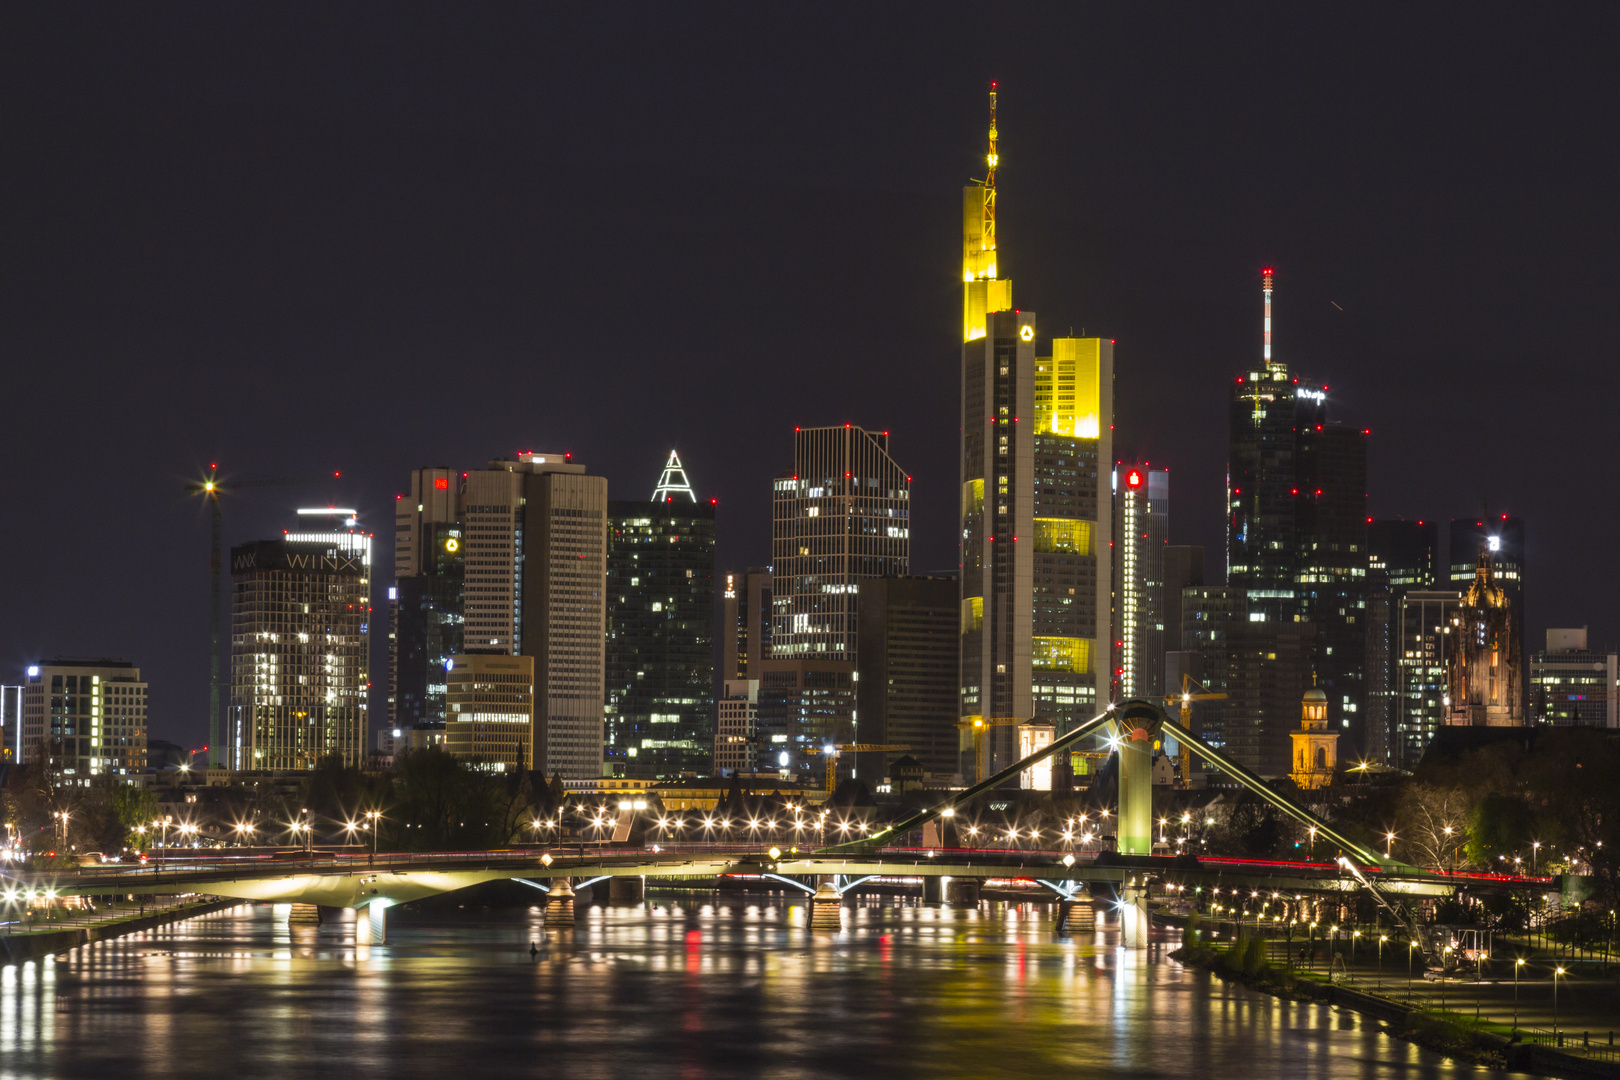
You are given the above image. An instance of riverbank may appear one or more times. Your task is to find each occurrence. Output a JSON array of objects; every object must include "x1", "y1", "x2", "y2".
[
  {"x1": 0, "y1": 897, "x2": 241, "y2": 965},
  {"x1": 1171, "y1": 941, "x2": 1619, "y2": 1079}
]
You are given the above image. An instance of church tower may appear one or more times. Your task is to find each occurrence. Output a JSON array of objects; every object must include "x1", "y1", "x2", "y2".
[{"x1": 1290, "y1": 678, "x2": 1339, "y2": 790}]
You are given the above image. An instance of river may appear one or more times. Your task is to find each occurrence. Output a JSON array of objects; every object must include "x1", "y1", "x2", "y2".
[{"x1": 0, "y1": 894, "x2": 1523, "y2": 1078}]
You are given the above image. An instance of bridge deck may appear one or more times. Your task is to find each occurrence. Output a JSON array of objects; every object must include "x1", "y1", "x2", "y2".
[{"x1": 7, "y1": 847, "x2": 1548, "y2": 907}]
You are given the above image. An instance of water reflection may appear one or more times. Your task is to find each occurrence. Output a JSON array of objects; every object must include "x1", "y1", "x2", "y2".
[{"x1": 0, "y1": 896, "x2": 1516, "y2": 1078}]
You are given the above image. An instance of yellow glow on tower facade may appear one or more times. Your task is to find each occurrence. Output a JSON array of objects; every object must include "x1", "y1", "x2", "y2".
[
  {"x1": 962, "y1": 87, "x2": 1011, "y2": 342},
  {"x1": 1034, "y1": 338, "x2": 1102, "y2": 438}
]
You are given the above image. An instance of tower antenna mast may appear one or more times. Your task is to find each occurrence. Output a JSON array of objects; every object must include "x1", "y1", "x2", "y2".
[{"x1": 984, "y1": 83, "x2": 998, "y2": 273}]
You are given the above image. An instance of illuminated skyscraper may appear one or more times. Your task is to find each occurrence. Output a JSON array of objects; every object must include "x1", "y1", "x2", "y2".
[
  {"x1": 1394, "y1": 590, "x2": 1462, "y2": 769},
  {"x1": 444, "y1": 653, "x2": 533, "y2": 771},
  {"x1": 958, "y1": 88, "x2": 1113, "y2": 777},
  {"x1": 20, "y1": 660, "x2": 148, "y2": 778},
  {"x1": 1365, "y1": 519, "x2": 1439, "y2": 764},
  {"x1": 1531, "y1": 628, "x2": 1618, "y2": 728},
  {"x1": 770, "y1": 426, "x2": 909, "y2": 660},
  {"x1": 604, "y1": 470, "x2": 716, "y2": 779},
  {"x1": 462, "y1": 453, "x2": 607, "y2": 778},
  {"x1": 1113, "y1": 463, "x2": 1168, "y2": 700},
  {"x1": 763, "y1": 426, "x2": 906, "y2": 779},
  {"x1": 228, "y1": 510, "x2": 371, "y2": 770},
  {"x1": 721, "y1": 567, "x2": 772, "y2": 682},
  {"x1": 1225, "y1": 269, "x2": 1367, "y2": 760},
  {"x1": 391, "y1": 467, "x2": 464, "y2": 733}
]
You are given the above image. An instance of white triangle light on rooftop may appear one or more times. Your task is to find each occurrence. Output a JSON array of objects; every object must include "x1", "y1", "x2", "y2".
[{"x1": 651, "y1": 450, "x2": 696, "y2": 503}]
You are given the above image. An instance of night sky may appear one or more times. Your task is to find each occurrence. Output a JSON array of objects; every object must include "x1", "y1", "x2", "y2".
[{"x1": 5, "y1": 6, "x2": 1617, "y2": 751}]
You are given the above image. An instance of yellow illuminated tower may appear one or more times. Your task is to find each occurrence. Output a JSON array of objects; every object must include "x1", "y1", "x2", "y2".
[
  {"x1": 958, "y1": 84, "x2": 1114, "y2": 782},
  {"x1": 962, "y1": 83, "x2": 1012, "y2": 342}
]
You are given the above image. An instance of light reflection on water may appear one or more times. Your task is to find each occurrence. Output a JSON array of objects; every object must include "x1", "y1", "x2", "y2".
[{"x1": 0, "y1": 896, "x2": 1522, "y2": 1079}]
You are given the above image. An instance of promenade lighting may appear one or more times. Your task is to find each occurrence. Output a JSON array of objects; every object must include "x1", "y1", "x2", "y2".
[
  {"x1": 1385, "y1": 832, "x2": 1395, "y2": 859},
  {"x1": 1554, "y1": 966, "x2": 1565, "y2": 1039},
  {"x1": 1533, "y1": 842, "x2": 1541, "y2": 872},
  {"x1": 1063, "y1": 854, "x2": 1075, "y2": 868},
  {"x1": 1514, "y1": 958, "x2": 1525, "y2": 1030},
  {"x1": 541, "y1": 854, "x2": 552, "y2": 868},
  {"x1": 1408, "y1": 941, "x2": 1417, "y2": 1002},
  {"x1": 1378, "y1": 935, "x2": 1387, "y2": 992}
]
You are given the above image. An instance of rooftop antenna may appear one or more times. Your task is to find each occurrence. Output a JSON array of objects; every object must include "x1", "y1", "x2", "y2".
[
  {"x1": 984, "y1": 82, "x2": 998, "y2": 273},
  {"x1": 1262, "y1": 267, "x2": 1275, "y2": 368},
  {"x1": 651, "y1": 450, "x2": 697, "y2": 503}
]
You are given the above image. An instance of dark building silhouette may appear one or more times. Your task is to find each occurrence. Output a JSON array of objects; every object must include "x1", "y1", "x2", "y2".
[
  {"x1": 855, "y1": 575, "x2": 960, "y2": 783},
  {"x1": 393, "y1": 521, "x2": 464, "y2": 729}
]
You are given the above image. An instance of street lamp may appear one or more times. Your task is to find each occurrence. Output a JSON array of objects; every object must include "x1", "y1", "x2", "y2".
[
  {"x1": 1513, "y1": 958, "x2": 1525, "y2": 1031},
  {"x1": 1532, "y1": 841, "x2": 1541, "y2": 873},
  {"x1": 1378, "y1": 935, "x2": 1387, "y2": 992},
  {"x1": 1385, "y1": 832, "x2": 1396, "y2": 860},
  {"x1": 1553, "y1": 966, "x2": 1565, "y2": 1040}
]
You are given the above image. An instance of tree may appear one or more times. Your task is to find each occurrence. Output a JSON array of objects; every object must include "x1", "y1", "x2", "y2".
[
  {"x1": 1396, "y1": 783, "x2": 1473, "y2": 872},
  {"x1": 1465, "y1": 792, "x2": 1535, "y2": 868}
]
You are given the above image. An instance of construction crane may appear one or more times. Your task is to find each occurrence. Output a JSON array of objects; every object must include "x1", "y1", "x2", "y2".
[
  {"x1": 955, "y1": 717, "x2": 1027, "y2": 785},
  {"x1": 823, "y1": 743, "x2": 910, "y2": 795},
  {"x1": 188, "y1": 465, "x2": 342, "y2": 768},
  {"x1": 1164, "y1": 674, "x2": 1226, "y2": 788}
]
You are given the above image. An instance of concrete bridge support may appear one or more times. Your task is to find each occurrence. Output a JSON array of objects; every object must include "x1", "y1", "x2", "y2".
[
  {"x1": 545, "y1": 878, "x2": 576, "y2": 923},
  {"x1": 1116, "y1": 715, "x2": 1154, "y2": 856},
  {"x1": 944, "y1": 878, "x2": 980, "y2": 905},
  {"x1": 355, "y1": 903, "x2": 387, "y2": 945},
  {"x1": 808, "y1": 883, "x2": 843, "y2": 930},
  {"x1": 923, "y1": 876, "x2": 942, "y2": 903},
  {"x1": 1119, "y1": 888, "x2": 1149, "y2": 948},
  {"x1": 288, "y1": 903, "x2": 322, "y2": 925},
  {"x1": 1056, "y1": 899, "x2": 1095, "y2": 935},
  {"x1": 608, "y1": 876, "x2": 645, "y2": 903}
]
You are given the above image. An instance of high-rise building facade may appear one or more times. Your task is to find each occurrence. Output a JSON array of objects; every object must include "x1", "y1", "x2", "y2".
[
  {"x1": 445, "y1": 653, "x2": 534, "y2": 771},
  {"x1": 855, "y1": 575, "x2": 960, "y2": 783},
  {"x1": 1114, "y1": 463, "x2": 1168, "y2": 701},
  {"x1": 770, "y1": 426, "x2": 910, "y2": 660},
  {"x1": 957, "y1": 93, "x2": 1112, "y2": 778},
  {"x1": 721, "y1": 567, "x2": 772, "y2": 682},
  {"x1": 228, "y1": 515, "x2": 371, "y2": 770},
  {"x1": 391, "y1": 468, "x2": 464, "y2": 732},
  {"x1": 1531, "y1": 628, "x2": 1618, "y2": 728},
  {"x1": 604, "y1": 476, "x2": 716, "y2": 778},
  {"x1": 0, "y1": 684, "x2": 21, "y2": 763},
  {"x1": 1225, "y1": 269, "x2": 1367, "y2": 764},
  {"x1": 462, "y1": 453, "x2": 608, "y2": 778},
  {"x1": 716, "y1": 567, "x2": 770, "y2": 774},
  {"x1": 715, "y1": 680, "x2": 758, "y2": 774},
  {"x1": 1394, "y1": 590, "x2": 1462, "y2": 769},
  {"x1": 1228, "y1": 269, "x2": 1311, "y2": 622},
  {"x1": 756, "y1": 657, "x2": 855, "y2": 777},
  {"x1": 1295, "y1": 421, "x2": 1369, "y2": 750},
  {"x1": 1365, "y1": 520, "x2": 1440, "y2": 764},
  {"x1": 20, "y1": 660, "x2": 148, "y2": 779}
]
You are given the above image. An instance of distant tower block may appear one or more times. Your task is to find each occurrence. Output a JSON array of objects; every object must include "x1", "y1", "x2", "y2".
[
  {"x1": 652, "y1": 450, "x2": 697, "y2": 502},
  {"x1": 1290, "y1": 679, "x2": 1339, "y2": 790}
]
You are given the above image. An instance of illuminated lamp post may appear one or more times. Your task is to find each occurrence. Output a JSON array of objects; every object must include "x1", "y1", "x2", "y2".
[{"x1": 1554, "y1": 966, "x2": 1566, "y2": 1041}]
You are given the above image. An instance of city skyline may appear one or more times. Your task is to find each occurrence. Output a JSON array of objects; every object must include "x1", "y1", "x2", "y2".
[{"x1": 6, "y1": 9, "x2": 1618, "y2": 754}]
